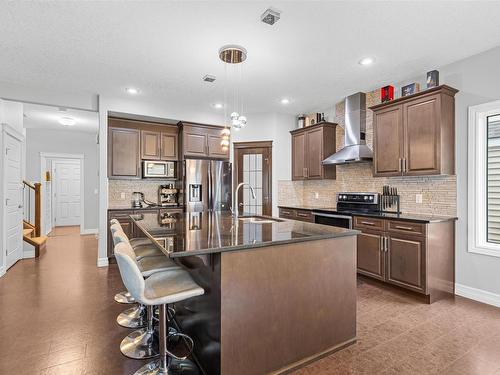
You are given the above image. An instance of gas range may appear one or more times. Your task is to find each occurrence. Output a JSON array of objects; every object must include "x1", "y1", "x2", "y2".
[{"x1": 312, "y1": 192, "x2": 381, "y2": 229}]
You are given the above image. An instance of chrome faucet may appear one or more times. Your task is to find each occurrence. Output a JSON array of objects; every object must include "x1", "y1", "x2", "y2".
[{"x1": 232, "y1": 182, "x2": 256, "y2": 220}]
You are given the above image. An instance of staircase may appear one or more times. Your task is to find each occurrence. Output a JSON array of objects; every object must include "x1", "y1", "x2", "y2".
[{"x1": 22, "y1": 181, "x2": 47, "y2": 257}]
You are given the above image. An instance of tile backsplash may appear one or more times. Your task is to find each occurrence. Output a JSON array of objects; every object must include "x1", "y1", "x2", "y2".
[
  {"x1": 108, "y1": 180, "x2": 166, "y2": 209},
  {"x1": 278, "y1": 89, "x2": 457, "y2": 216}
]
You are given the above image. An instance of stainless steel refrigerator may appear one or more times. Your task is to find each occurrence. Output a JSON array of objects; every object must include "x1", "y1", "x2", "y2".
[{"x1": 184, "y1": 159, "x2": 232, "y2": 212}]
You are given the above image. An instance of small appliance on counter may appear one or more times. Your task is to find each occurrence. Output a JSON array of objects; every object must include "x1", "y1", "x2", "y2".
[
  {"x1": 131, "y1": 191, "x2": 157, "y2": 209},
  {"x1": 158, "y1": 183, "x2": 179, "y2": 207}
]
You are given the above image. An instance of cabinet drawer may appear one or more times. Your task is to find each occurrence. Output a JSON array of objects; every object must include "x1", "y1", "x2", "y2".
[
  {"x1": 387, "y1": 220, "x2": 425, "y2": 236},
  {"x1": 109, "y1": 210, "x2": 134, "y2": 220},
  {"x1": 279, "y1": 208, "x2": 296, "y2": 219},
  {"x1": 295, "y1": 210, "x2": 314, "y2": 222},
  {"x1": 353, "y1": 216, "x2": 385, "y2": 231}
]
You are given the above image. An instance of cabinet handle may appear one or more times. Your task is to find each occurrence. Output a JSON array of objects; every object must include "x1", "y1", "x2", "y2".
[
  {"x1": 394, "y1": 225, "x2": 413, "y2": 231},
  {"x1": 404, "y1": 158, "x2": 408, "y2": 173},
  {"x1": 385, "y1": 237, "x2": 389, "y2": 252},
  {"x1": 281, "y1": 210, "x2": 291, "y2": 215},
  {"x1": 379, "y1": 236, "x2": 384, "y2": 251},
  {"x1": 398, "y1": 158, "x2": 402, "y2": 173},
  {"x1": 297, "y1": 213, "x2": 309, "y2": 217},
  {"x1": 361, "y1": 221, "x2": 375, "y2": 226}
]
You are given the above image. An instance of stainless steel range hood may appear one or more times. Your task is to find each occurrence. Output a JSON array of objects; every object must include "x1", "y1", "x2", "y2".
[{"x1": 322, "y1": 92, "x2": 373, "y2": 165}]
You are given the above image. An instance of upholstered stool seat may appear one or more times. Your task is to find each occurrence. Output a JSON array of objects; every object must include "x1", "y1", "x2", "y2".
[{"x1": 115, "y1": 242, "x2": 204, "y2": 374}]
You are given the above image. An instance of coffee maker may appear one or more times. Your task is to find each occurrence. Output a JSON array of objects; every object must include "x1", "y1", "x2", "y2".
[{"x1": 158, "y1": 184, "x2": 179, "y2": 207}]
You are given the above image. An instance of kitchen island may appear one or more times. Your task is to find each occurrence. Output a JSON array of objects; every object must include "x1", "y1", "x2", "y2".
[{"x1": 131, "y1": 211, "x2": 359, "y2": 375}]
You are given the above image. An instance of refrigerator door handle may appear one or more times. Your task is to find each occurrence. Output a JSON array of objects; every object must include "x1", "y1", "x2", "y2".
[{"x1": 207, "y1": 162, "x2": 212, "y2": 211}]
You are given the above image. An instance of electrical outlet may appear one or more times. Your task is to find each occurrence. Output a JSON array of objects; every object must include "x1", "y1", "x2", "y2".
[
  {"x1": 120, "y1": 192, "x2": 126, "y2": 200},
  {"x1": 314, "y1": 192, "x2": 319, "y2": 199},
  {"x1": 416, "y1": 194, "x2": 423, "y2": 204}
]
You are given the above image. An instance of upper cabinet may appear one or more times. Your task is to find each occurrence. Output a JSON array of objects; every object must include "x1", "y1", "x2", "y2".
[
  {"x1": 141, "y1": 130, "x2": 178, "y2": 161},
  {"x1": 370, "y1": 85, "x2": 458, "y2": 177},
  {"x1": 108, "y1": 117, "x2": 179, "y2": 179},
  {"x1": 179, "y1": 122, "x2": 229, "y2": 159},
  {"x1": 108, "y1": 126, "x2": 141, "y2": 179},
  {"x1": 290, "y1": 122, "x2": 337, "y2": 180}
]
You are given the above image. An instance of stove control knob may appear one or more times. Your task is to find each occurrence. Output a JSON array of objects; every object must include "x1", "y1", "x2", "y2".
[
  {"x1": 364, "y1": 196, "x2": 368, "y2": 201},
  {"x1": 369, "y1": 196, "x2": 374, "y2": 201}
]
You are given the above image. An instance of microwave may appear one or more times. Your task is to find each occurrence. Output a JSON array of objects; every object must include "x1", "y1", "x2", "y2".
[{"x1": 143, "y1": 160, "x2": 176, "y2": 178}]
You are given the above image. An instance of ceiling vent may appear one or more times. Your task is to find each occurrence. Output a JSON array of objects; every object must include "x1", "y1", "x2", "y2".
[
  {"x1": 261, "y1": 8, "x2": 281, "y2": 25},
  {"x1": 202, "y1": 74, "x2": 216, "y2": 83}
]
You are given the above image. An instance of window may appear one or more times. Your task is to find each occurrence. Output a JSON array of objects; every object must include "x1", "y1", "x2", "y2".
[{"x1": 469, "y1": 100, "x2": 500, "y2": 257}]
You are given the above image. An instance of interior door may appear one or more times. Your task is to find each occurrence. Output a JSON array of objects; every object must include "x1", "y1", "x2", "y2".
[
  {"x1": 53, "y1": 160, "x2": 81, "y2": 226},
  {"x1": 234, "y1": 142, "x2": 272, "y2": 216},
  {"x1": 373, "y1": 105, "x2": 404, "y2": 176},
  {"x1": 4, "y1": 133, "x2": 23, "y2": 269}
]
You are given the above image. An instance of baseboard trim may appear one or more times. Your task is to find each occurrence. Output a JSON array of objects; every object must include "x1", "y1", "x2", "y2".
[
  {"x1": 0, "y1": 266, "x2": 5, "y2": 278},
  {"x1": 97, "y1": 257, "x2": 109, "y2": 267},
  {"x1": 81, "y1": 228, "x2": 98, "y2": 235},
  {"x1": 23, "y1": 249, "x2": 36, "y2": 259},
  {"x1": 455, "y1": 283, "x2": 500, "y2": 308}
]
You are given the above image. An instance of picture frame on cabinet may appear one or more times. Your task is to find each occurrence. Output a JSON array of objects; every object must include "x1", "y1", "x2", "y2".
[
  {"x1": 426, "y1": 70, "x2": 439, "y2": 88},
  {"x1": 401, "y1": 83, "x2": 420, "y2": 97}
]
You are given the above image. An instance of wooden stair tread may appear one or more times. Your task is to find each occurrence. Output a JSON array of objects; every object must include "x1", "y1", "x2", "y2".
[
  {"x1": 25, "y1": 236, "x2": 48, "y2": 246},
  {"x1": 23, "y1": 228, "x2": 34, "y2": 237}
]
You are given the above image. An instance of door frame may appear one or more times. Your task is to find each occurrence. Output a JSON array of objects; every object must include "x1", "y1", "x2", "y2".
[
  {"x1": 1, "y1": 123, "x2": 25, "y2": 275},
  {"x1": 40, "y1": 152, "x2": 84, "y2": 235},
  {"x1": 233, "y1": 141, "x2": 273, "y2": 216}
]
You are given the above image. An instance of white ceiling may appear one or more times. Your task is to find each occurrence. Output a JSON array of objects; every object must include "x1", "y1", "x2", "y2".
[
  {"x1": 1, "y1": 1, "x2": 500, "y2": 116},
  {"x1": 23, "y1": 103, "x2": 99, "y2": 133}
]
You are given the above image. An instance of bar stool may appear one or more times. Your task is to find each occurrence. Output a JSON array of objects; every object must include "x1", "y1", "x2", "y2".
[
  {"x1": 110, "y1": 221, "x2": 163, "y2": 304},
  {"x1": 115, "y1": 241, "x2": 204, "y2": 375},
  {"x1": 113, "y1": 231, "x2": 181, "y2": 359}
]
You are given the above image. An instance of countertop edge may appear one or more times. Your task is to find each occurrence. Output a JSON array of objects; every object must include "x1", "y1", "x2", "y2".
[
  {"x1": 169, "y1": 229, "x2": 360, "y2": 258},
  {"x1": 278, "y1": 205, "x2": 458, "y2": 223}
]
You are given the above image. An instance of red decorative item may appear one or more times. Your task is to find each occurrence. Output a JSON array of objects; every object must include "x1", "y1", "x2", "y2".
[{"x1": 381, "y1": 85, "x2": 394, "y2": 103}]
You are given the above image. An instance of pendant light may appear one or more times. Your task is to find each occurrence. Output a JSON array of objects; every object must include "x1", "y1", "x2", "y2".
[{"x1": 219, "y1": 44, "x2": 248, "y2": 151}]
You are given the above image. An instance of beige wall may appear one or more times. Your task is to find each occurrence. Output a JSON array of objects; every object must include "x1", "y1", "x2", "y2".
[{"x1": 278, "y1": 89, "x2": 457, "y2": 216}]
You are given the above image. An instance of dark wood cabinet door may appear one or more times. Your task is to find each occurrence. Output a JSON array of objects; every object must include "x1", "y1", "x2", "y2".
[
  {"x1": 141, "y1": 130, "x2": 161, "y2": 160},
  {"x1": 292, "y1": 132, "x2": 306, "y2": 180},
  {"x1": 208, "y1": 134, "x2": 229, "y2": 158},
  {"x1": 161, "y1": 132, "x2": 178, "y2": 160},
  {"x1": 108, "y1": 127, "x2": 141, "y2": 179},
  {"x1": 386, "y1": 234, "x2": 426, "y2": 293},
  {"x1": 107, "y1": 210, "x2": 134, "y2": 258},
  {"x1": 403, "y1": 94, "x2": 440, "y2": 176},
  {"x1": 306, "y1": 127, "x2": 324, "y2": 179},
  {"x1": 357, "y1": 231, "x2": 385, "y2": 280},
  {"x1": 373, "y1": 106, "x2": 403, "y2": 177},
  {"x1": 184, "y1": 132, "x2": 207, "y2": 157}
]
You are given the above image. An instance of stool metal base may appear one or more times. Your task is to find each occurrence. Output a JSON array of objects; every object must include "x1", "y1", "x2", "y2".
[
  {"x1": 120, "y1": 328, "x2": 159, "y2": 359},
  {"x1": 117, "y1": 305, "x2": 146, "y2": 329},
  {"x1": 114, "y1": 291, "x2": 135, "y2": 304},
  {"x1": 134, "y1": 359, "x2": 199, "y2": 375}
]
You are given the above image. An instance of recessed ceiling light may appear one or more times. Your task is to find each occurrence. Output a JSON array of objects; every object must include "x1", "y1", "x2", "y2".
[
  {"x1": 280, "y1": 98, "x2": 290, "y2": 105},
  {"x1": 59, "y1": 117, "x2": 76, "y2": 126},
  {"x1": 125, "y1": 87, "x2": 140, "y2": 95},
  {"x1": 359, "y1": 57, "x2": 375, "y2": 66},
  {"x1": 213, "y1": 103, "x2": 224, "y2": 109}
]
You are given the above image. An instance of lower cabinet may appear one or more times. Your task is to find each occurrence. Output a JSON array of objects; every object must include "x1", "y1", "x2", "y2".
[
  {"x1": 278, "y1": 207, "x2": 314, "y2": 222},
  {"x1": 354, "y1": 216, "x2": 454, "y2": 303},
  {"x1": 386, "y1": 235, "x2": 425, "y2": 292},
  {"x1": 357, "y1": 231, "x2": 385, "y2": 281}
]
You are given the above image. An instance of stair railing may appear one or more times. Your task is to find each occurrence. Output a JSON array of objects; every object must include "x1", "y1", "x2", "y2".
[{"x1": 23, "y1": 180, "x2": 42, "y2": 237}]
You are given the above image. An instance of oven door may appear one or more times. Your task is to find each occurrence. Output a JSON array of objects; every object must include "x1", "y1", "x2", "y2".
[{"x1": 312, "y1": 212, "x2": 352, "y2": 229}]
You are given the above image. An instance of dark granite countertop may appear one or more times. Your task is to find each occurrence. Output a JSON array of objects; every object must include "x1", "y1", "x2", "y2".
[
  {"x1": 130, "y1": 211, "x2": 359, "y2": 258},
  {"x1": 109, "y1": 206, "x2": 182, "y2": 211},
  {"x1": 278, "y1": 205, "x2": 457, "y2": 223}
]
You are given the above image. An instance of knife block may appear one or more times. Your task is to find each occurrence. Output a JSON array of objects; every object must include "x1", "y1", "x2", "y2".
[{"x1": 380, "y1": 194, "x2": 401, "y2": 214}]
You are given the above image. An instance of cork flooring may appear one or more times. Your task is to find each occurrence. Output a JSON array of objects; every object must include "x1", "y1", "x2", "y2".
[{"x1": 1, "y1": 226, "x2": 499, "y2": 375}]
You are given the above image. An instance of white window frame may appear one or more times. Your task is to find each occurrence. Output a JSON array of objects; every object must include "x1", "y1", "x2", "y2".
[{"x1": 468, "y1": 100, "x2": 500, "y2": 257}]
